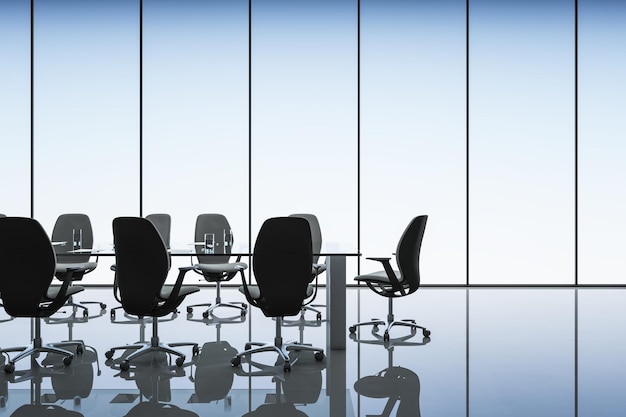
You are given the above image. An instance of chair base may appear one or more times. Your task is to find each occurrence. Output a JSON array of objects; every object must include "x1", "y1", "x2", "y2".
[
  {"x1": 186, "y1": 301, "x2": 247, "y2": 320},
  {"x1": 349, "y1": 318, "x2": 431, "y2": 342},
  {"x1": 283, "y1": 304, "x2": 324, "y2": 325},
  {"x1": 105, "y1": 318, "x2": 199, "y2": 372},
  {"x1": 1, "y1": 337, "x2": 83, "y2": 374},
  {"x1": 231, "y1": 318, "x2": 324, "y2": 373}
]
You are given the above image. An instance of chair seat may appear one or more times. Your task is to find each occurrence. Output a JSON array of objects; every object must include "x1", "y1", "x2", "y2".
[
  {"x1": 55, "y1": 262, "x2": 98, "y2": 275},
  {"x1": 193, "y1": 262, "x2": 247, "y2": 275},
  {"x1": 46, "y1": 285, "x2": 85, "y2": 300},
  {"x1": 160, "y1": 285, "x2": 200, "y2": 300},
  {"x1": 239, "y1": 284, "x2": 314, "y2": 300},
  {"x1": 354, "y1": 270, "x2": 404, "y2": 284}
]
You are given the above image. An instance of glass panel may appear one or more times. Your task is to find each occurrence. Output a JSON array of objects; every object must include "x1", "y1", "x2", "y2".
[
  {"x1": 578, "y1": 289, "x2": 626, "y2": 415},
  {"x1": 469, "y1": 289, "x2": 574, "y2": 415},
  {"x1": 251, "y1": 0, "x2": 358, "y2": 283},
  {"x1": 578, "y1": 1, "x2": 626, "y2": 284},
  {"x1": 469, "y1": 0, "x2": 575, "y2": 284},
  {"x1": 143, "y1": 0, "x2": 249, "y2": 255},
  {"x1": 361, "y1": 0, "x2": 466, "y2": 284},
  {"x1": 33, "y1": 0, "x2": 139, "y2": 284},
  {"x1": 0, "y1": 0, "x2": 30, "y2": 216}
]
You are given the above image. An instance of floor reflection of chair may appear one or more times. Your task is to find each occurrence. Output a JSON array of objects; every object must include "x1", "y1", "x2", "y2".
[
  {"x1": 353, "y1": 342, "x2": 424, "y2": 417},
  {"x1": 188, "y1": 338, "x2": 236, "y2": 407},
  {"x1": 112, "y1": 352, "x2": 199, "y2": 417},
  {"x1": 242, "y1": 354, "x2": 324, "y2": 417},
  {"x1": 0, "y1": 354, "x2": 88, "y2": 417}
]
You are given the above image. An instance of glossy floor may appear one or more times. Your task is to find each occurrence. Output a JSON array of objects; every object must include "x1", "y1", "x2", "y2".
[{"x1": 0, "y1": 288, "x2": 624, "y2": 416}]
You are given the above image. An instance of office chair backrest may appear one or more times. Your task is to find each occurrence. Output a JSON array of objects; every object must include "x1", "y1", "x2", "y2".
[
  {"x1": 253, "y1": 217, "x2": 312, "y2": 317},
  {"x1": 195, "y1": 214, "x2": 232, "y2": 264},
  {"x1": 289, "y1": 214, "x2": 322, "y2": 265},
  {"x1": 52, "y1": 213, "x2": 94, "y2": 263},
  {"x1": 0, "y1": 217, "x2": 56, "y2": 317},
  {"x1": 396, "y1": 215, "x2": 428, "y2": 294},
  {"x1": 146, "y1": 213, "x2": 172, "y2": 249},
  {"x1": 113, "y1": 217, "x2": 170, "y2": 316}
]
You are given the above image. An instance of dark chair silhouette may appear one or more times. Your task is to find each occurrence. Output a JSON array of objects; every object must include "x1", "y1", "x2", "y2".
[
  {"x1": 51, "y1": 213, "x2": 105, "y2": 315},
  {"x1": 353, "y1": 344, "x2": 422, "y2": 417},
  {"x1": 114, "y1": 351, "x2": 200, "y2": 417},
  {"x1": 286, "y1": 214, "x2": 325, "y2": 322},
  {"x1": 186, "y1": 214, "x2": 248, "y2": 320},
  {"x1": 188, "y1": 339, "x2": 236, "y2": 405},
  {"x1": 104, "y1": 217, "x2": 200, "y2": 371},
  {"x1": 349, "y1": 215, "x2": 430, "y2": 341},
  {"x1": 0, "y1": 217, "x2": 85, "y2": 374},
  {"x1": 231, "y1": 217, "x2": 324, "y2": 373},
  {"x1": 110, "y1": 213, "x2": 172, "y2": 320}
]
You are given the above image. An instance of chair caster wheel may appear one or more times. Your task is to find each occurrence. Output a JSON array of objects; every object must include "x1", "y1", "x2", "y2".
[
  {"x1": 349, "y1": 326, "x2": 356, "y2": 334},
  {"x1": 4, "y1": 363, "x2": 15, "y2": 374},
  {"x1": 192, "y1": 345, "x2": 200, "y2": 356},
  {"x1": 240, "y1": 309, "x2": 246, "y2": 317},
  {"x1": 202, "y1": 311, "x2": 209, "y2": 319},
  {"x1": 105, "y1": 350, "x2": 114, "y2": 359},
  {"x1": 110, "y1": 310, "x2": 116, "y2": 319},
  {"x1": 176, "y1": 356, "x2": 185, "y2": 367},
  {"x1": 120, "y1": 360, "x2": 130, "y2": 371},
  {"x1": 82, "y1": 310, "x2": 88, "y2": 318},
  {"x1": 316, "y1": 313, "x2": 322, "y2": 321},
  {"x1": 283, "y1": 362, "x2": 291, "y2": 372},
  {"x1": 373, "y1": 325, "x2": 379, "y2": 332},
  {"x1": 187, "y1": 306, "x2": 193, "y2": 314},
  {"x1": 100, "y1": 303, "x2": 107, "y2": 309},
  {"x1": 231, "y1": 356, "x2": 241, "y2": 367},
  {"x1": 63, "y1": 356, "x2": 72, "y2": 366},
  {"x1": 76, "y1": 345, "x2": 84, "y2": 355},
  {"x1": 423, "y1": 329, "x2": 431, "y2": 337},
  {"x1": 383, "y1": 332, "x2": 390, "y2": 342},
  {"x1": 314, "y1": 351, "x2": 325, "y2": 361},
  {"x1": 245, "y1": 343, "x2": 251, "y2": 350}
]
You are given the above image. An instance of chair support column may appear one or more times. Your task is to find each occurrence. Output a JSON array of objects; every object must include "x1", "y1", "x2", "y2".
[{"x1": 387, "y1": 298, "x2": 394, "y2": 324}]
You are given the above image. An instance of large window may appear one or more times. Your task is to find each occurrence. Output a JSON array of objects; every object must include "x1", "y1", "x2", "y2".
[
  {"x1": 2, "y1": 1, "x2": 625, "y2": 286},
  {"x1": 0, "y1": 0, "x2": 30, "y2": 217},
  {"x1": 469, "y1": 0, "x2": 575, "y2": 284},
  {"x1": 578, "y1": 0, "x2": 626, "y2": 285},
  {"x1": 251, "y1": 0, "x2": 358, "y2": 281},
  {"x1": 33, "y1": 0, "x2": 139, "y2": 284}
]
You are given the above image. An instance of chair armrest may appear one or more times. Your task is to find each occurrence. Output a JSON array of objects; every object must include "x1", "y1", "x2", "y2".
[
  {"x1": 159, "y1": 267, "x2": 194, "y2": 311},
  {"x1": 238, "y1": 269, "x2": 260, "y2": 308},
  {"x1": 364, "y1": 257, "x2": 405, "y2": 295},
  {"x1": 46, "y1": 267, "x2": 80, "y2": 312},
  {"x1": 303, "y1": 265, "x2": 321, "y2": 307}
]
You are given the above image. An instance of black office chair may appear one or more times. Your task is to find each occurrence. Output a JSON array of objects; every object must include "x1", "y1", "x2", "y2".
[
  {"x1": 104, "y1": 217, "x2": 200, "y2": 371},
  {"x1": 349, "y1": 215, "x2": 430, "y2": 341},
  {"x1": 231, "y1": 217, "x2": 325, "y2": 373},
  {"x1": 51, "y1": 213, "x2": 105, "y2": 315},
  {"x1": 110, "y1": 213, "x2": 172, "y2": 320},
  {"x1": 286, "y1": 214, "x2": 325, "y2": 322},
  {"x1": 0, "y1": 217, "x2": 85, "y2": 374},
  {"x1": 186, "y1": 214, "x2": 248, "y2": 320}
]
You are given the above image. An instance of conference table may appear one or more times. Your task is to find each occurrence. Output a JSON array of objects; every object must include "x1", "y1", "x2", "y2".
[{"x1": 69, "y1": 246, "x2": 357, "y2": 350}]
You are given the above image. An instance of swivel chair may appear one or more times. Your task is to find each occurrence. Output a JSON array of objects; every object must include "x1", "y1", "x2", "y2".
[
  {"x1": 110, "y1": 213, "x2": 172, "y2": 320},
  {"x1": 0, "y1": 217, "x2": 85, "y2": 374},
  {"x1": 186, "y1": 214, "x2": 248, "y2": 320},
  {"x1": 104, "y1": 217, "x2": 200, "y2": 371},
  {"x1": 349, "y1": 215, "x2": 430, "y2": 341},
  {"x1": 51, "y1": 213, "x2": 105, "y2": 315},
  {"x1": 231, "y1": 217, "x2": 325, "y2": 373}
]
